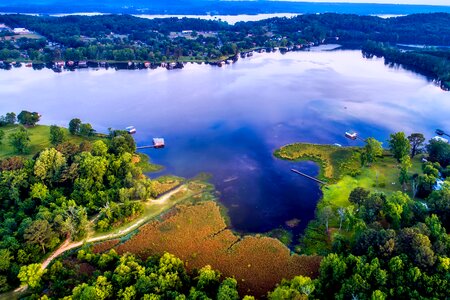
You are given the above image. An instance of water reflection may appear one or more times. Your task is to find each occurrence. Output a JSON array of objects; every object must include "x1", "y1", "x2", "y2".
[{"x1": 0, "y1": 49, "x2": 449, "y2": 239}]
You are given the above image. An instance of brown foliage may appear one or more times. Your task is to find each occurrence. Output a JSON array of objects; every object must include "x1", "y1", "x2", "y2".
[
  {"x1": 92, "y1": 239, "x2": 120, "y2": 254},
  {"x1": 111, "y1": 202, "x2": 321, "y2": 297},
  {"x1": 0, "y1": 156, "x2": 25, "y2": 171}
]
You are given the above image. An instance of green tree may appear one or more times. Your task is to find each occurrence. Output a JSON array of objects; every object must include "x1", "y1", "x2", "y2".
[
  {"x1": 49, "y1": 125, "x2": 66, "y2": 146},
  {"x1": 109, "y1": 131, "x2": 136, "y2": 155},
  {"x1": 389, "y1": 132, "x2": 411, "y2": 162},
  {"x1": 426, "y1": 139, "x2": 450, "y2": 167},
  {"x1": 361, "y1": 138, "x2": 383, "y2": 167},
  {"x1": 92, "y1": 140, "x2": 108, "y2": 157},
  {"x1": 349, "y1": 187, "x2": 370, "y2": 207},
  {"x1": 427, "y1": 187, "x2": 450, "y2": 229},
  {"x1": 17, "y1": 263, "x2": 46, "y2": 289},
  {"x1": 269, "y1": 276, "x2": 315, "y2": 299},
  {"x1": 383, "y1": 192, "x2": 411, "y2": 229},
  {"x1": 62, "y1": 202, "x2": 89, "y2": 240},
  {"x1": 72, "y1": 283, "x2": 98, "y2": 299},
  {"x1": 69, "y1": 118, "x2": 82, "y2": 135},
  {"x1": 5, "y1": 112, "x2": 16, "y2": 124},
  {"x1": 196, "y1": 265, "x2": 220, "y2": 297},
  {"x1": 79, "y1": 123, "x2": 95, "y2": 137},
  {"x1": 315, "y1": 253, "x2": 348, "y2": 298},
  {"x1": 360, "y1": 193, "x2": 385, "y2": 223},
  {"x1": 24, "y1": 219, "x2": 58, "y2": 254},
  {"x1": 34, "y1": 148, "x2": 67, "y2": 183},
  {"x1": 319, "y1": 206, "x2": 334, "y2": 232},
  {"x1": 17, "y1": 110, "x2": 40, "y2": 126},
  {"x1": 30, "y1": 182, "x2": 50, "y2": 201},
  {"x1": 0, "y1": 249, "x2": 12, "y2": 272},
  {"x1": 8, "y1": 126, "x2": 30, "y2": 153},
  {"x1": 408, "y1": 133, "x2": 425, "y2": 158},
  {"x1": 217, "y1": 278, "x2": 239, "y2": 300},
  {"x1": 399, "y1": 155, "x2": 412, "y2": 191}
]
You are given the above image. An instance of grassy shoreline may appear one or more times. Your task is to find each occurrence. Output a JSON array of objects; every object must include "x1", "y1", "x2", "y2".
[
  {"x1": 275, "y1": 142, "x2": 424, "y2": 254},
  {"x1": 0, "y1": 124, "x2": 103, "y2": 159}
]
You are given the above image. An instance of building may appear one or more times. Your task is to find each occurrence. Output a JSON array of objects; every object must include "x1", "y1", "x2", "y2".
[
  {"x1": 0, "y1": 24, "x2": 11, "y2": 32},
  {"x1": 13, "y1": 28, "x2": 31, "y2": 35},
  {"x1": 126, "y1": 126, "x2": 136, "y2": 134},
  {"x1": 153, "y1": 138, "x2": 165, "y2": 148},
  {"x1": 432, "y1": 136, "x2": 449, "y2": 143},
  {"x1": 345, "y1": 131, "x2": 358, "y2": 140}
]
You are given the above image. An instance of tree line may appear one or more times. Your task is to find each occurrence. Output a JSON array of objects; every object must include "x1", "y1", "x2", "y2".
[{"x1": 0, "y1": 13, "x2": 449, "y2": 64}]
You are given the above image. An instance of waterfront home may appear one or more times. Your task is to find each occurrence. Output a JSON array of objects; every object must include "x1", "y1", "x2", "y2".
[
  {"x1": 13, "y1": 28, "x2": 31, "y2": 34},
  {"x1": 432, "y1": 136, "x2": 449, "y2": 143},
  {"x1": 153, "y1": 138, "x2": 165, "y2": 148},
  {"x1": 345, "y1": 131, "x2": 358, "y2": 140},
  {"x1": 126, "y1": 126, "x2": 136, "y2": 134}
]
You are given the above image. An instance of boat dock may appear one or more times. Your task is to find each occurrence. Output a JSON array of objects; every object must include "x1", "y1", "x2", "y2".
[
  {"x1": 136, "y1": 138, "x2": 165, "y2": 150},
  {"x1": 291, "y1": 169, "x2": 327, "y2": 185}
]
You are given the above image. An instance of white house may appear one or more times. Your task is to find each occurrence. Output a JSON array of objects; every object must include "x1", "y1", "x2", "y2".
[{"x1": 13, "y1": 28, "x2": 31, "y2": 35}]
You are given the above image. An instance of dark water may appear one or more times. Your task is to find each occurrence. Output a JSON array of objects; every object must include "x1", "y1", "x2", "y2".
[{"x1": 1, "y1": 49, "x2": 449, "y2": 239}]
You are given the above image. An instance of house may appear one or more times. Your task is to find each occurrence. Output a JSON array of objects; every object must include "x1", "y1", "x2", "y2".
[
  {"x1": 432, "y1": 136, "x2": 448, "y2": 143},
  {"x1": 0, "y1": 24, "x2": 11, "y2": 32},
  {"x1": 153, "y1": 138, "x2": 165, "y2": 148},
  {"x1": 13, "y1": 28, "x2": 31, "y2": 35},
  {"x1": 345, "y1": 131, "x2": 358, "y2": 140},
  {"x1": 126, "y1": 126, "x2": 136, "y2": 134}
]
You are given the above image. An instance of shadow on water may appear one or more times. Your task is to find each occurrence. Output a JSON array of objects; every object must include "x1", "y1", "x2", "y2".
[{"x1": 144, "y1": 125, "x2": 323, "y2": 245}]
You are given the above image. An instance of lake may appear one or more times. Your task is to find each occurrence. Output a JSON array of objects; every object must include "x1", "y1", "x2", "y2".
[
  {"x1": 47, "y1": 13, "x2": 403, "y2": 25},
  {"x1": 1, "y1": 48, "x2": 449, "y2": 240}
]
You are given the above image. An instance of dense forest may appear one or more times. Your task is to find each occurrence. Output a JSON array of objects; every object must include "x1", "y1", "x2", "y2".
[{"x1": 0, "y1": 112, "x2": 159, "y2": 293}]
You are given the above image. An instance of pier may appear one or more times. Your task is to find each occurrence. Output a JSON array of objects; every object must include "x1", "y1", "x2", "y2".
[
  {"x1": 137, "y1": 138, "x2": 165, "y2": 150},
  {"x1": 291, "y1": 169, "x2": 327, "y2": 185},
  {"x1": 136, "y1": 145, "x2": 157, "y2": 149}
]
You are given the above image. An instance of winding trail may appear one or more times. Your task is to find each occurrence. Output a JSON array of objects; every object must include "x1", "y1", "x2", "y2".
[
  {"x1": 41, "y1": 184, "x2": 186, "y2": 269},
  {"x1": 0, "y1": 185, "x2": 188, "y2": 300}
]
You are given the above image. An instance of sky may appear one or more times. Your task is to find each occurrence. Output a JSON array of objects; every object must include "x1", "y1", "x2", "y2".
[{"x1": 276, "y1": 0, "x2": 450, "y2": 6}]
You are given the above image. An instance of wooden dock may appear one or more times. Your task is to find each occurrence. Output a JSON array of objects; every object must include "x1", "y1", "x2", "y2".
[
  {"x1": 291, "y1": 169, "x2": 327, "y2": 185},
  {"x1": 136, "y1": 145, "x2": 156, "y2": 149}
]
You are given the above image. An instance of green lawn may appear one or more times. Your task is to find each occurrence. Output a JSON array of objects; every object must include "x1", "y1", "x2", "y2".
[
  {"x1": 276, "y1": 142, "x2": 426, "y2": 254},
  {"x1": 321, "y1": 155, "x2": 423, "y2": 209},
  {"x1": 274, "y1": 143, "x2": 361, "y2": 182},
  {"x1": 0, "y1": 124, "x2": 101, "y2": 159}
]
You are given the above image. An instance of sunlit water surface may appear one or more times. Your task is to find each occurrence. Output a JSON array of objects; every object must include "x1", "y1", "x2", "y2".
[{"x1": 1, "y1": 49, "x2": 449, "y2": 240}]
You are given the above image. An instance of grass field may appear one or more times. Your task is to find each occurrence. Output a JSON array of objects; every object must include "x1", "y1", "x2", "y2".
[
  {"x1": 0, "y1": 124, "x2": 101, "y2": 159},
  {"x1": 274, "y1": 143, "x2": 360, "y2": 182},
  {"x1": 275, "y1": 142, "x2": 425, "y2": 254},
  {"x1": 107, "y1": 201, "x2": 321, "y2": 297},
  {"x1": 321, "y1": 154, "x2": 423, "y2": 209}
]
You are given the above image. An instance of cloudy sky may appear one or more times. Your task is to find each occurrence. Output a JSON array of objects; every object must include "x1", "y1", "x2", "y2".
[{"x1": 276, "y1": 0, "x2": 450, "y2": 6}]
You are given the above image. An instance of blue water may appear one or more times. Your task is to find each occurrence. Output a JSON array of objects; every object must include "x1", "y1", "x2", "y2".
[{"x1": 1, "y1": 49, "x2": 449, "y2": 239}]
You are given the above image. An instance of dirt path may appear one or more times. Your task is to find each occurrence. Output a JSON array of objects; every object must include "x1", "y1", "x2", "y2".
[
  {"x1": 41, "y1": 185, "x2": 186, "y2": 270},
  {"x1": 0, "y1": 185, "x2": 188, "y2": 300}
]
